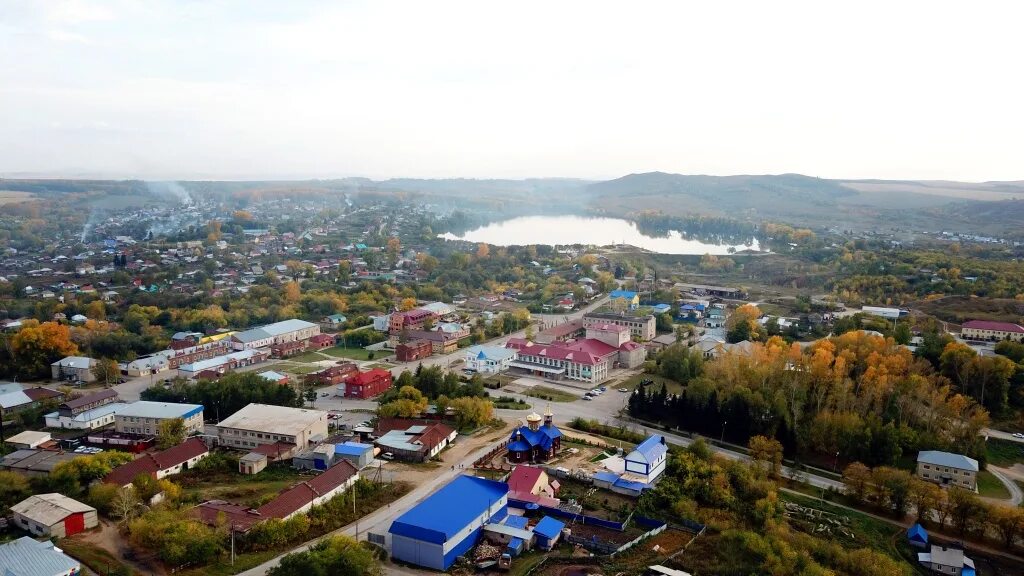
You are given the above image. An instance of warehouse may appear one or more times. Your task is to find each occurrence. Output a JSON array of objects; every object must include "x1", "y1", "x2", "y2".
[
  {"x1": 389, "y1": 475, "x2": 509, "y2": 570},
  {"x1": 11, "y1": 493, "x2": 98, "y2": 538},
  {"x1": 216, "y1": 403, "x2": 328, "y2": 451}
]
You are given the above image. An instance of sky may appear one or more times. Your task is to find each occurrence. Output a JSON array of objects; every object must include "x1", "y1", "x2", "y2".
[{"x1": 1, "y1": 0, "x2": 1022, "y2": 182}]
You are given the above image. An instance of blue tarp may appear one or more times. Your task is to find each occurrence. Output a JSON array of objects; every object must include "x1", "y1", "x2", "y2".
[{"x1": 504, "y1": 516, "x2": 529, "y2": 530}]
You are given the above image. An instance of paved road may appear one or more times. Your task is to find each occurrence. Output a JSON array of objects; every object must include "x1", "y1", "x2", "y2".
[
  {"x1": 984, "y1": 428, "x2": 1024, "y2": 444},
  {"x1": 988, "y1": 466, "x2": 1024, "y2": 506}
]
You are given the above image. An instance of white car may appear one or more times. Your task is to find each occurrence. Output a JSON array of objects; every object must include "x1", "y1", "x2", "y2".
[
  {"x1": 618, "y1": 388, "x2": 628, "y2": 393},
  {"x1": 582, "y1": 396, "x2": 593, "y2": 401},
  {"x1": 1013, "y1": 432, "x2": 1024, "y2": 439}
]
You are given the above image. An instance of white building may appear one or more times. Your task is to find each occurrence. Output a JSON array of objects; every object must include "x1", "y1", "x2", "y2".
[
  {"x1": 464, "y1": 345, "x2": 517, "y2": 374},
  {"x1": 11, "y1": 494, "x2": 98, "y2": 538},
  {"x1": 50, "y1": 356, "x2": 96, "y2": 383},
  {"x1": 114, "y1": 401, "x2": 205, "y2": 435},
  {"x1": 45, "y1": 402, "x2": 126, "y2": 430}
]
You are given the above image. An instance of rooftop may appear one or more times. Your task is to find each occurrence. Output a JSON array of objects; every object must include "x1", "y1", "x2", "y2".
[
  {"x1": 117, "y1": 400, "x2": 204, "y2": 420},
  {"x1": 11, "y1": 493, "x2": 95, "y2": 525},
  {"x1": 389, "y1": 475, "x2": 509, "y2": 544},
  {"x1": 217, "y1": 403, "x2": 326, "y2": 436},
  {"x1": 917, "y1": 451, "x2": 979, "y2": 472},
  {"x1": 61, "y1": 388, "x2": 118, "y2": 410},
  {"x1": 256, "y1": 460, "x2": 358, "y2": 518},
  {"x1": 51, "y1": 355, "x2": 94, "y2": 369},
  {"x1": 628, "y1": 434, "x2": 668, "y2": 465},
  {"x1": 0, "y1": 537, "x2": 80, "y2": 576},
  {"x1": 104, "y1": 437, "x2": 209, "y2": 486},
  {"x1": 962, "y1": 320, "x2": 1024, "y2": 333},
  {"x1": 6, "y1": 431, "x2": 51, "y2": 446}
]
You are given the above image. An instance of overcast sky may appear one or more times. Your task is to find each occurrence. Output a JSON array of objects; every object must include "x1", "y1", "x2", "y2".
[{"x1": 1, "y1": 1, "x2": 1022, "y2": 181}]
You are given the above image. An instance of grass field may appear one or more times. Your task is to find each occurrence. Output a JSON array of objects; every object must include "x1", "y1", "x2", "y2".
[
  {"x1": 322, "y1": 346, "x2": 381, "y2": 361},
  {"x1": 986, "y1": 438, "x2": 1024, "y2": 467},
  {"x1": 525, "y1": 385, "x2": 578, "y2": 402},
  {"x1": 493, "y1": 396, "x2": 530, "y2": 409},
  {"x1": 0, "y1": 191, "x2": 35, "y2": 205},
  {"x1": 977, "y1": 469, "x2": 1011, "y2": 500},
  {"x1": 262, "y1": 361, "x2": 320, "y2": 375}
]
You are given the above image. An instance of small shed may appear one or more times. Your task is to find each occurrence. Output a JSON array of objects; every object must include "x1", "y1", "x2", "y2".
[
  {"x1": 907, "y1": 523, "x2": 929, "y2": 549},
  {"x1": 335, "y1": 441, "x2": 374, "y2": 469},
  {"x1": 533, "y1": 515, "x2": 565, "y2": 550},
  {"x1": 239, "y1": 452, "x2": 268, "y2": 475}
]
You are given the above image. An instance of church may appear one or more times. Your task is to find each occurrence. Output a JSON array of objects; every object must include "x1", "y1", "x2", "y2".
[{"x1": 507, "y1": 406, "x2": 562, "y2": 463}]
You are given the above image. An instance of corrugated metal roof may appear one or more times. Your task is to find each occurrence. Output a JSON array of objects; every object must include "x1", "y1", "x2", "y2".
[
  {"x1": 628, "y1": 435, "x2": 667, "y2": 465},
  {"x1": 216, "y1": 403, "x2": 324, "y2": 436},
  {"x1": 533, "y1": 516, "x2": 565, "y2": 539},
  {"x1": 0, "y1": 536, "x2": 80, "y2": 576},
  {"x1": 917, "y1": 451, "x2": 979, "y2": 472},
  {"x1": 117, "y1": 401, "x2": 203, "y2": 420},
  {"x1": 389, "y1": 476, "x2": 508, "y2": 544},
  {"x1": 11, "y1": 494, "x2": 95, "y2": 526}
]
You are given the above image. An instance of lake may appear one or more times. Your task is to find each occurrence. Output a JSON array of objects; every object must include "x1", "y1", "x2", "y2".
[{"x1": 439, "y1": 215, "x2": 763, "y2": 255}]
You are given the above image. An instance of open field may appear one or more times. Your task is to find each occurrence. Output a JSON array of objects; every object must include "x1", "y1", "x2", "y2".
[
  {"x1": 322, "y1": 346, "x2": 381, "y2": 361},
  {"x1": 525, "y1": 385, "x2": 579, "y2": 402},
  {"x1": 0, "y1": 191, "x2": 35, "y2": 204}
]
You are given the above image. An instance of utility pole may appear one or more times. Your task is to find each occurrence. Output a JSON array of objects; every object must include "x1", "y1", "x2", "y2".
[{"x1": 230, "y1": 525, "x2": 235, "y2": 566}]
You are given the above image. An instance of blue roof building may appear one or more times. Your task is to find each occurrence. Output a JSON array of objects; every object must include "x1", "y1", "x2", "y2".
[
  {"x1": 609, "y1": 290, "x2": 639, "y2": 309},
  {"x1": 907, "y1": 523, "x2": 929, "y2": 548},
  {"x1": 508, "y1": 408, "x2": 563, "y2": 464},
  {"x1": 389, "y1": 475, "x2": 509, "y2": 570},
  {"x1": 533, "y1": 516, "x2": 565, "y2": 550},
  {"x1": 625, "y1": 435, "x2": 668, "y2": 483},
  {"x1": 334, "y1": 441, "x2": 374, "y2": 468}
]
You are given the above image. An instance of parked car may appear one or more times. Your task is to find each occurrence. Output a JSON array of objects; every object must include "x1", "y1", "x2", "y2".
[
  {"x1": 582, "y1": 396, "x2": 593, "y2": 401},
  {"x1": 382, "y1": 452, "x2": 394, "y2": 460},
  {"x1": 618, "y1": 388, "x2": 628, "y2": 392}
]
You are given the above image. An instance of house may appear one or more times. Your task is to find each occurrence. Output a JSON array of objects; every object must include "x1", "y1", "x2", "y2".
[
  {"x1": 583, "y1": 312, "x2": 656, "y2": 341},
  {"x1": 916, "y1": 451, "x2": 979, "y2": 491},
  {"x1": 609, "y1": 289, "x2": 639, "y2": 309},
  {"x1": 0, "y1": 536, "x2": 82, "y2": 576},
  {"x1": 507, "y1": 465, "x2": 560, "y2": 506},
  {"x1": 960, "y1": 320, "x2": 1024, "y2": 342},
  {"x1": 393, "y1": 329, "x2": 463, "y2": 354},
  {"x1": 216, "y1": 403, "x2": 328, "y2": 451},
  {"x1": 507, "y1": 409, "x2": 562, "y2": 463},
  {"x1": 11, "y1": 494, "x2": 98, "y2": 538},
  {"x1": 396, "y1": 339, "x2": 432, "y2": 362},
  {"x1": 51, "y1": 356, "x2": 97, "y2": 382},
  {"x1": 389, "y1": 475, "x2": 510, "y2": 571},
  {"x1": 533, "y1": 515, "x2": 566, "y2": 551},
  {"x1": 371, "y1": 313, "x2": 392, "y2": 332},
  {"x1": 342, "y1": 368, "x2": 392, "y2": 399},
  {"x1": 464, "y1": 345, "x2": 517, "y2": 374},
  {"x1": 320, "y1": 313, "x2": 348, "y2": 329},
  {"x1": 907, "y1": 523, "x2": 929, "y2": 549},
  {"x1": 918, "y1": 545, "x2": 975, "y2": 576},
  {"x1": 625, "y1": 435, "x2": 668, "y2": 483},
  {"x1": 673, "y1": 282, "x2": 745, "y2": 298},
  {"x1": 374, "y1": 419, "x2": 457, "y2": 462},
  {"x1": 177, "y1": 348, "x2": 268, "y2": 378},
  {"x1": 307, "y1": 333, "x2": 335, "y2": 350},
  {"x1": 389, "y1": 309, "x2": 436, "y2": 334},
  {"x1": 6, "y1": 431, "x2": 53, "y2": 450},
  {"x1": 104, "y1": 437, "x2": 210, "y2": 487},
  {"x1": 115, "y1": 401, "x2": 205, "y2": 436}
]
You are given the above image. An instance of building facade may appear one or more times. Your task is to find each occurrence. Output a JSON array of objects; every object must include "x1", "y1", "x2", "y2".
[
  {"x1": 464, "y1": 345, "x2": 517, "y2": 374},
  {"x1": 960, "y1": 320, "x2": 1024, "y2": 342},
  {"x1": 583, "y1": 312, "x2": 656, "y2": 341},
  {"x1": 216, "y1": 403, "x2": 328, "y2": 451},
  {"x1": 114, "y1": 401, "x2": 204, "y2": 436},
  {"x1": 916, "y1": 451, "x2": 979, "y2": 491},
  {"x1": 343, "y1": 369, "x2": 393, "y2": 399}
]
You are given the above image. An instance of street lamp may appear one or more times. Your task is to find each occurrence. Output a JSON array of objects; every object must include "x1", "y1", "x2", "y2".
[
  {"x1": 720, "y1": 420, "x2": 727, "y2": 444},
  {"x1": 833, "y1": 450, "x2": 840, "y2": 472}
]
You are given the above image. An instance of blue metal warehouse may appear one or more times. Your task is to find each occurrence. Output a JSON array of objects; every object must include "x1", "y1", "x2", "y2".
[{"x1": 388, "y1": 475, "x2": 509, "y2": 570}]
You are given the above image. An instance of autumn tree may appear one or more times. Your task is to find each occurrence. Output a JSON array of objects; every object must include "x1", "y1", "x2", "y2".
[
  {"x1": 842, "y1": 462, "x2": 872, "y2": 504},
  {"x1": 749, "y1": 435, "x2": 784, "y2": 479},
  {"x1": 476, "y1": 243, "x2": 490, "y2": 258},
  {"x1": 991, "y1": 505, "x2": 1024, "y2": 549},
  {"x1": 948, "y1": 487, "x2": 984, "y2": 536},
  {"x1": 157, "y1": 417, "x2": 187, "y2": 450},
  {"x1": 91, "y1": 357, "x2": 121, "y2": 387},
  {"x1": 450, "y1": 396, "x2": 494, "y2": 430},
  {"x1": 726, "y1": 304, "x2": 761, "y2": 343},
  {"x1": 112, "y1": 486, "x2": 144, "y2": 523},
  {"x1": 10, "y1": 320, "x2": 79, "y2": 379}
]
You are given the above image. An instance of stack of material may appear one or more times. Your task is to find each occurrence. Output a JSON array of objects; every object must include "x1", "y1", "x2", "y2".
[{"x1": 472, "y1": 542, "x2": 502, "y2": 562}]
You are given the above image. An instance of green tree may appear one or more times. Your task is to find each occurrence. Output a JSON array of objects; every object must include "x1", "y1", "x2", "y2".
[
  {"x1": 269, "y1": 535, "x2": 381, "y2": 576},
  {"x1": 157, "y1": 417, "x2": 187, "y2": 450}
]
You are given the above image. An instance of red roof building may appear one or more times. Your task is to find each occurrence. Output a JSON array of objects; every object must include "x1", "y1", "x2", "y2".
[
  {"x1": 389, "y1": 309, "x2": 435, "y2": 333},
  {"x1": 255, "y1": 460, "x2": 359, "y2": 519},
  {"x1": 343, "y1": 369, "x2": 393, "y2": 399},
  {"x1": 308, "y1": 334, "x2": 335, "y2": 350},
  {"x1": 961, "y1": 320, "x2": 1024, "y2": 342},
  {"x1": 304, "y1": 362, "x2": 359, "y2": 387},
  {"x1": 104, "y1": 437, "x2": 210, "y2": 487}
]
